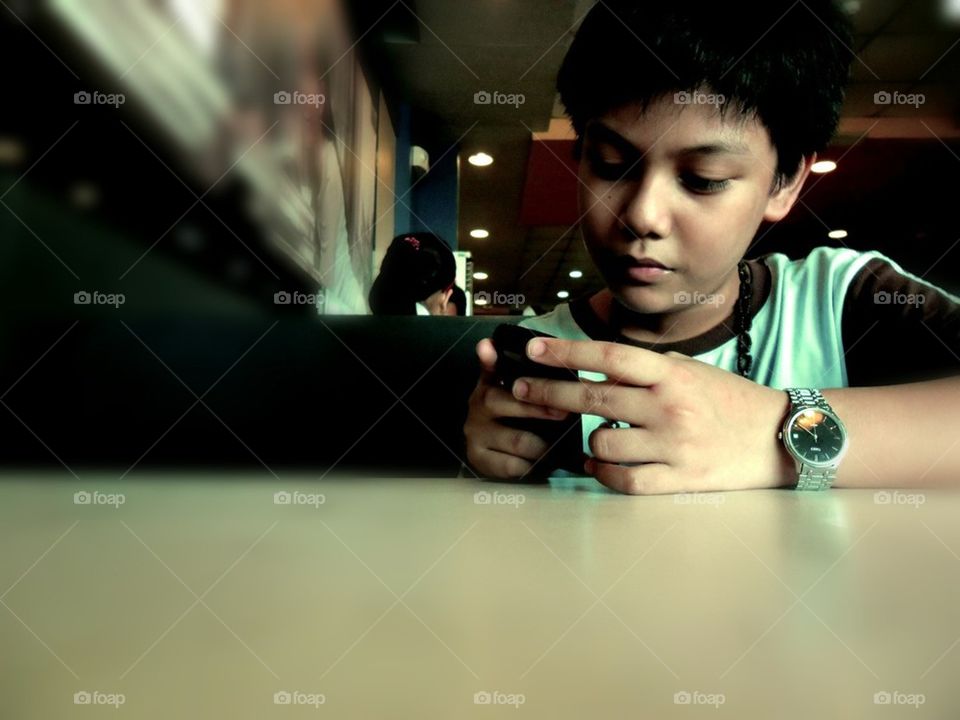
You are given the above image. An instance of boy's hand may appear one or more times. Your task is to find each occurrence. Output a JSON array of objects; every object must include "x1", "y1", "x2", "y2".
[
  {"x1": 463, "y1": 338, "x2": 571, "y2": 479},
  {"x1": 511, "y1": 337, "x2": 795, "y2": 494}
]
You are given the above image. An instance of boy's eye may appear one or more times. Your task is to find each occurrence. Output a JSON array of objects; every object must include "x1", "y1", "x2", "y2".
[
  {"x1": 680, "y1": 172, "x2": 730, "y2": 194},
  {"x1": 586, "y1": 149, "x2": 633, "y2": 181},
  {"x1": 592, "y1": 160, "x2": 628, "y2": 180}
]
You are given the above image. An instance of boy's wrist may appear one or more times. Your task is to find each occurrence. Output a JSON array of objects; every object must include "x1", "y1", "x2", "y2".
[{"x1": 763, "y1": 387, "x2": 797, "y2": 489}]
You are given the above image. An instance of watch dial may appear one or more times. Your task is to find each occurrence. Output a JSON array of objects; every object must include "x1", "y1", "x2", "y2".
[{"x1": 788, "y1": 410, "x2": 844, "y2": 464}]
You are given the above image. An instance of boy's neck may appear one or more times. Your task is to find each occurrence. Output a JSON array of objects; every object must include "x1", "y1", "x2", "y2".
[{"x1": 589, "y1": 268, "x2": 743, "y2": 345}]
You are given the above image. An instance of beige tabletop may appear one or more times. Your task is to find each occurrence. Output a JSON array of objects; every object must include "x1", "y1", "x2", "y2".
[{"x1": 1, "y1": 472, "x2": 958, "y2": 718}]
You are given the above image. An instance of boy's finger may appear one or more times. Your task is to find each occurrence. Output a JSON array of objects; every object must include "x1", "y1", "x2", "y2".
[
  {"x1": 589, "y1": 460, "x2": 672, "y2": 495},
  {"x1": 473, "y1": 447, "x2": 534, "y2": 480},
  {"x1": 484, "y1": 385, "x2": 568, "y2": 420},
  {"x1": 476, "y1": 338, "x2": 497, "y2": 372},
  {"x1": 525, "y1": 337, "x2": 668, "y2": 386},
  {"x1": 485, "y1": 425, "x2": 550, "y2": 461}
]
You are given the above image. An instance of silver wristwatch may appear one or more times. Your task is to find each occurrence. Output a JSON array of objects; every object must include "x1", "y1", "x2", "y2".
[{"x1": 778, "y1": 389, "x2": 849, "y2": 491}]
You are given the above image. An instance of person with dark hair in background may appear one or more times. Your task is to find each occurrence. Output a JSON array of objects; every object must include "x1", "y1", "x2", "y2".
[
  {"x1": 445, "y1": 285, "x2": 467, "y2": 316},
  {"x1": 369, "y1": 233, "x2": 456, "y2": 315}
]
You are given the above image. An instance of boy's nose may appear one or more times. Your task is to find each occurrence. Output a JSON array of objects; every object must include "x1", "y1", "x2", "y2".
[{"x1": 617, "y1": 175, "x2": 672, "y2": 241}]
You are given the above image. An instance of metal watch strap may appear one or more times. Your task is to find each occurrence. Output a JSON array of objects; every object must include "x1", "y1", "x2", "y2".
[
  {"x1": 787, "y1": 388, "x2": 832, "y2": 413},
  {"x1": 786, "y1": 388, "x2": 838, "y2": 491}
]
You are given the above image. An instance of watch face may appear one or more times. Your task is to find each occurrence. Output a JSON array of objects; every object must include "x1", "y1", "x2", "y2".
[{"x1": 785, "y1": 409, "x2": 847, "y2": 466}]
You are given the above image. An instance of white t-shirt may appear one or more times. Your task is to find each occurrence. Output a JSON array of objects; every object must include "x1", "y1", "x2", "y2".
[{"x1": 514, "y1": 246, "x2": 960, "y2": 478}]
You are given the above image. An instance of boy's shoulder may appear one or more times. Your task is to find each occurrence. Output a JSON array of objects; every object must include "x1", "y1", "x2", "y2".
[
  {"x1": 767, "y1": 246, "x2": 960, "y2": 386},
  {"x1": 762, "y1": 246, "x2": 959, "y2": 304},
  {"x1": 761, "y1": 245, "x2": 880, "y2": 279},
  {"x1": 759, "y1": 246, "x2": 913, "y2": 307}
]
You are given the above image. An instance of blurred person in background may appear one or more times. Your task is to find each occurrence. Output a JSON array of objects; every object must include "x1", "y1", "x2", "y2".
[
  {"x1": 445, "y1": 285, "x2": 467, "y2": 316},
  {"x1": 369, "y1": 233, "x2": 456, "y2": 315}
]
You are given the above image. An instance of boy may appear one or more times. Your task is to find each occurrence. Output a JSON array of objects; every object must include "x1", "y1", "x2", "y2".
[{"x1": 463, "y1": 0, "x2": 960, "y2": 494}]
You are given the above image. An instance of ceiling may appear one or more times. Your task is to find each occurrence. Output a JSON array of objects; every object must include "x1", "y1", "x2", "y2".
[{"x1": 373, "y1": 0, "x2": 960, "y2": 311}]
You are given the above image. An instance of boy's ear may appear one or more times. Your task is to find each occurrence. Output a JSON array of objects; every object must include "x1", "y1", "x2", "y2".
[{"x1": 762, "y1": 153, "x2": 816, "y2": 223}]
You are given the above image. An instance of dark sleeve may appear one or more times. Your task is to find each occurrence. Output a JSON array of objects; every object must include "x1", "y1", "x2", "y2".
[{"x1": 842, "y1": 258, "x2": 960, "y2": 386}]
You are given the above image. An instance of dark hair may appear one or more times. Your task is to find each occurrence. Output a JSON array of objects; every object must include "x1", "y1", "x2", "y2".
[
  {"x1": 557, "y1": 0, "x2": 853, "y2": 186},
  {"x1": 447, "y1": 284, "x2": 467, "y2": 315},
  {"x1": 368, "y1": 232, "x2": 456, "y2": 315}
]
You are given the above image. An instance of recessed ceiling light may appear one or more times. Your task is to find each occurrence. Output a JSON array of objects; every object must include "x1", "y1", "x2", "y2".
[
  {"x1": 0, "y1": 137, "x2": 26, "y2": 166},
  {"x1": 811, "y1": 160, "x2": 837, "y2": 174},
  {"x1": 557, "y1": 290, "x2": 570, "y2": 299},
  {"x1": 474, "y1": 295, "x2": 488, "y2": 306},
  {"x1": 69, "y1": 182, "x2": 100, "y2": 210},
  {"x1": 468, "y1": 152, "x2": 494, "y2": 167},
  {"x1": 828, "y1": 229, "x2": 848, "y2": 239},
  {"x1": 946, "y1": 0, "x2": 960, "y2": 22},
  {"x1": 473, "y1": 271, "x2": 488, "y2": 280},
  {"x1": 469, "y1": 229, "x2": 489, "y2": 239},
  {"x1": 568, "y1": 270, "x2": 583, "y2": 279},
  {"x1": 841, "y1": 0, "x2": 861, "y2": 15}
]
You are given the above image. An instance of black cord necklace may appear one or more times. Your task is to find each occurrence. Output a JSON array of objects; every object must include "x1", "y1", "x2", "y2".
[
  {"x1": 608, "y1": 261, "x2": 754, "y2": 379},
  {"x1": 734, "y1": 260, "x2": 754, "y2": 379}
]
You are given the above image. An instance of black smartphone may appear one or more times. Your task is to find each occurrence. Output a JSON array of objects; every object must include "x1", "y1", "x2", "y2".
[{"x1": 490, "y1": 324, "x2": 585, "y2": 477}]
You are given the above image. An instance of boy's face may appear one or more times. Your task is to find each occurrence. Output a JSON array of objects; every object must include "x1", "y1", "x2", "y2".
[{"x1": 578, "y1": 94, "x2": 807, "y2": 314}]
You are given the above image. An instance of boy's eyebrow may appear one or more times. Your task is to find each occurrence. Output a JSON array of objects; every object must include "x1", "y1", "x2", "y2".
[{"x1": 585, "y1": 121, "x2": 752, "y2": 158}]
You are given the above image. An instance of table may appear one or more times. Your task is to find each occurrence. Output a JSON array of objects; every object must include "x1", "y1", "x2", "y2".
[{"x1": 2, "y1": 472, "x2": 958, "y2": 718}]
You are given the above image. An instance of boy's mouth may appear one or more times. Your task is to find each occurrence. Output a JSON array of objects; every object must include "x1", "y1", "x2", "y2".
[{"x1": 615, "y1": 255, "x2": 674, "y2": 284}]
